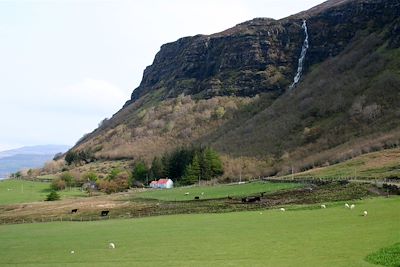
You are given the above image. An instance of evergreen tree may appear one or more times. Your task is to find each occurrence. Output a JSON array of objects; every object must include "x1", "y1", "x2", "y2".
[
  {"x1": 206, "y1": 147, "x2": 224, "y2": 177},
  {"x1": 150, "y1": 157, "x2": 164, "y2": 179},
  {"x1": 133, "y1": 161, "x2": 149, "y2": 183},
  {"x1": 182, "y1": 155, "x2": 200, "y2": 185}
]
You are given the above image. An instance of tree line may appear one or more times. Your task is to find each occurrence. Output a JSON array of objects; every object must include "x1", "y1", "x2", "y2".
[{"x1": 133, "y1": 146, "x2": 224, "y2": 185}]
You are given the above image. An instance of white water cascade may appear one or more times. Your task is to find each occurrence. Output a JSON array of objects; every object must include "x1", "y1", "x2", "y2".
[{"x1": 290, "y1": 20, "x2": 309, "y2": 89}]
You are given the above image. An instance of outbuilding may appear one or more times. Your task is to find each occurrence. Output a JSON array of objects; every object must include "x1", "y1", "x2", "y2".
[{"x1": 149, "y1": 178, "x2": 173, "y2": 189}]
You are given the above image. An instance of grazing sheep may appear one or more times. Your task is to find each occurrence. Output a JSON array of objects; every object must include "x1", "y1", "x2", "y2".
[
  {"x1": 350, "y1": 204, "x2": 355, "y2": 210},
  {"x1": 280, "y1": 208, "x2": 286, "y2": 212},
  {"x1": 321, "y1": 204, "x2": 326, "y2": 209},
  {"x1": 109, "y1": 243, "x2": 115, "y2": 249},
  {"x1": 184, "y1": 192, "x2": 189, "y2": 195},
  {"x1": 259, "y1": 212, "x2": 263, "y2": 215},
  {"x1": 363, "y1": 211, "x2": 368, "y2": 216},
  {"x1": 345, "y1": 203, "x2": 350, "y2": 208},
  {"x1": 201, "y1": 192, "x2": 204, "y2": 195},
  {"x1": 71, "y1": 250, "x2": 75, "y2": 254}
]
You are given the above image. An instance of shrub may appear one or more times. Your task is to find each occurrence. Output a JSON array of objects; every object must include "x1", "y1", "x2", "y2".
[
  {"x1": 51, "y1": 178, "x2": 66, "y2": 191},
  {"x1": 46, "y1": 190, "x2": 60, "y2": 201}
]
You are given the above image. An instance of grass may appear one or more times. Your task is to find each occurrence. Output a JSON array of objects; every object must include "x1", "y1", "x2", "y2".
[
  {"x1": 137, "y1": 181, "x2": 301, "y2": 201},
  {"x1": 0, "y1": 197, "x2": 398, "y2": 266},
  {"x1": 366, "y1": 242, "x2": 400, "y2": 267},
  {"x1": 0, "y1": 179, "x2": 85, "y2": 205},
  {"x1": 290, "y1": 148, "x2": 400, "y2": 180}
]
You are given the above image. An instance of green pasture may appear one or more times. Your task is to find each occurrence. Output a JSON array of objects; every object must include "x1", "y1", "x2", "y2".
[
  {"x1": 0, "y1": 179, "x2": 85, "y2": 205},
  {"x1": 290, "y1": 148, "x2": 400, "y2": 180},
  {"x1": 137, "y1": 181, "x2": 301, "y2": 201},
  {"x1": 0, "y1": 197, "x2": 398, "y2": 266}
]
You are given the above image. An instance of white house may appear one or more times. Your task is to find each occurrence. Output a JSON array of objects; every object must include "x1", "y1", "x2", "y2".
[{"x1": 150, "y1": 178, "x2": 173, "y2": 189}]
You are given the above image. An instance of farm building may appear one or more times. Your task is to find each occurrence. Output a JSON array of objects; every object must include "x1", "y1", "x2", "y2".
[{"x1": 149, "y1": 178, "x2": 174, "y2": 189}]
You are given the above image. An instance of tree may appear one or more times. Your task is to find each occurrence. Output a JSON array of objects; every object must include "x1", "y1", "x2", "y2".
[
  {"x1": 60, "y1": 172, "x2": 74, "y2": 187},
  {"x1": 133, "y1": 161, "x2": 149, "y2": 183},
  {"x1": 65, "y1": 151, "x2": 78, "y2": 165},
  {"x1": 150, "y1": 157, "x2": 164, "y2": 179},
  {"x1": 205, "y1": 147, "x2": 224, "y2": 178},
  {"x1": 182, "y1": 154, "x2": 201, "y2": 185},
  {"x1": 46, "y1": 190, "x2": 60, "y2": 201},
  {"x1": 51, "y1": 178, "x2": 66, "y2": 191}
]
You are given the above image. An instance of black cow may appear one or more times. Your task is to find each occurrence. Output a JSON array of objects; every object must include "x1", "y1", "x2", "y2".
[
  {"x1": 241, "y1": 197, "x2": 247, "y2": 203},
  {"x1": 101, "y1": 210, "x2": 110, "y2": 216},
  {"x1": 194, "y1": 196, "x2": 200, "y2": 200},
  {"x1": 71, "y1": 209, "x2": 78, "y2": 214}
]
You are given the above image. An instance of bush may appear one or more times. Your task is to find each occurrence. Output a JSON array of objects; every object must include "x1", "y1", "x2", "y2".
[
  {"x1": 51, "y1": 178, "x2": 66, "y2": 191},
  {"x1": 59, "y1": 172, "x2": 75, "y2": 187},
  {"x1": 46, "y1": 190, "x2": 60, "y2": 201}
]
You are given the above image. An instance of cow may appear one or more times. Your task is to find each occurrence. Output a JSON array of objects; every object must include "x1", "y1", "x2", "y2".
[
  {"x1": 194, "y1": 196, "x2": 200, "y2": 200},
  {"x1": 241, "y1": 197, "x2": 247, "y2": 203},
  {"x1": 71, "y1": 209, "x2": 78, "y2": 214},
  {"x1": 101, "y1": 210, "x2": 110, "y2": 216}
]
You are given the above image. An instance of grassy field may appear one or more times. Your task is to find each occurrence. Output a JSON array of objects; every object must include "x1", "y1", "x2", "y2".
[
  {"x1": 137, "y1": 181, "x2": 301, "y2": 201},
  {"x1": 290, "y1": 148, "x2": 400, "y2": 180},
  {"x1": 0, "y1": 197, "x2": 398, "y2": 266},
  {"x1": 0, "y1": 179, "x2": 85, "y2": 205}
]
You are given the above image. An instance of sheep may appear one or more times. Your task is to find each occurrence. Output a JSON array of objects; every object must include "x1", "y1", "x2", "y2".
[
  {"x1": 201, "y1": 192, "x2": 204, "y2": 195},
  {"x1": 184, "y1": 192, "x2": 189, "y2": 195},
  {"x1": 70, "y1": 250, "x2": 75, "y2": 254},
  {"x1": 259, "y1": 212, "x2": 263, "y2": 215},
  {"x1": 363, "y1": 211, "x2": 368, "y2": 216},
  {"x1": 321, "y1": 204, "x2": 326, "y2": 209},
  {"x1": 109, "y1": 243, "x2": 115, "y2": 249},
  {"x1": 279, "y1": 208, "x2": 286, "y2": 212},
  {"x1": 345, "y1": 203, "x2": 350, "y2": 208},
  {"x1": 350, "y1": 204, "x2": 355, "y2": 210}
]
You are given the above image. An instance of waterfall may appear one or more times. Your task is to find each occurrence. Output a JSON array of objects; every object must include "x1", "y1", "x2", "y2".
[{"x1": 290, "y1": 20, "x2": 309, "y2": 89}]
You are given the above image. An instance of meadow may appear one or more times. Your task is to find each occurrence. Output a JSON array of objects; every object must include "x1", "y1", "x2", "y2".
[
  {"x1": 289, "y1": 148, "x2": 400, "y2": 180},
  {"x1": 137, "y1": 181, "x2": 301, "y2": 201},
  {"x1": 0, "y1": 197, "x2": 398, "y2": 266},
  {"x1": 0, "y1": 179, "x2": 85, "y2": 205}
]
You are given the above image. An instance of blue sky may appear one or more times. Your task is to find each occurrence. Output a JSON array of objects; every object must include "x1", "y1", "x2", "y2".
[{"x1": 0, "y1": 0, "x2": 325, "y2": 151}]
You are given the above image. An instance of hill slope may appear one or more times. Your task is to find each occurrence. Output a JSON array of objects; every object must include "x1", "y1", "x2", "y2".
[{"x1": 69, "y1": 0, "x2": 400, "y2": 178}]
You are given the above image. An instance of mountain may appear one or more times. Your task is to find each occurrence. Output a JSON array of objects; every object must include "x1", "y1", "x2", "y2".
[
  {"x1": 70, "y1": 0, "x2": 400, "y2": 178},
  {"x1": 0, "y1": 145, "x2": 70, "y2": 178}
]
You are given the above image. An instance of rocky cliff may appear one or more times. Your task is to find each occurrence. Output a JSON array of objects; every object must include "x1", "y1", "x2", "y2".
[{"x1": 125, "y1": 0, "x2": 399, "y2": 105}]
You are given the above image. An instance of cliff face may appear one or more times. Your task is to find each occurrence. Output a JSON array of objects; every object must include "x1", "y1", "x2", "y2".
[
  {"x1": 72, "y1": 0, "x2": 400, "y2": 177},
  {"x1": 126, "y1": 0, "x2": 399, "y2": 105}
]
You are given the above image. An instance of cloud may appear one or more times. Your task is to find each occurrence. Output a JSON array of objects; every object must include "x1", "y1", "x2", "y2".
[
  {"x1": 53, "y1": 78, "x2": 129, "y2": 115},
  {"x1": 20, "y1": 78, "x2": 130, "y2": 117}
]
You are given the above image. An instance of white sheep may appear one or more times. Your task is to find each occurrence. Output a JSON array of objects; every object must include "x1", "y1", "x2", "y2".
[
  {"x1": 201, "y1": 192, "x2": 204, "y2": 195},
  {"x1": 184, "y1": 192, "x2": 189, "y2": 195},
  {"x1": 363, "y1": 211, "x2": 368, "y2": 216},
  {"x1": 109, "y1": 243, "x2": 115, "y2": 249},
  {"x1": 70, "y1": 250, "x2": 75, "y2": 254},
  {"x1": 259, "y1": 212, "x2": 263, "y2": 215},
  {"x1": 345, "y1": 203, "x2": 350, "y2": 208},
  {"x1": 321, "y1": 204, "x2": 326, "y2": 209},
  {"x1": 350, "y1": 204, "x2": 355, "y2": 210},
  {"x1": 280, "y1": 208, "x2": 286, "y2": 212}
]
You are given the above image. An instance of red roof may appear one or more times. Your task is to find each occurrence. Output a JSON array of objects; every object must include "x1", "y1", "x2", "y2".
[{"x1": 157, "y1": 179, "x2": 170, "y2": 184}]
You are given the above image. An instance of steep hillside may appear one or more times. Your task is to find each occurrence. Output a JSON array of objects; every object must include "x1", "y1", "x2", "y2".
[{"x1": 70, "y1": 0, "x2": 400, "y2": 179}]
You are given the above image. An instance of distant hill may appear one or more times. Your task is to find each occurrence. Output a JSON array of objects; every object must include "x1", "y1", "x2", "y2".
[{"x1": 0, "y1": 145, "x2": 70, "y2": 178}]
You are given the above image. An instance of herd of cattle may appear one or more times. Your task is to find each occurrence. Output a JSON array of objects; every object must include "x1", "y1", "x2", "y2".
[{"x1": 69, "y1": 209, "x2": 110, "y2": 216}]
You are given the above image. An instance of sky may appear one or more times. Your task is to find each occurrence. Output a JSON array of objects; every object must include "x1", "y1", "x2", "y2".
[{"x1": 0, "y1": 0, "x2": 325, "y2": 151}]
